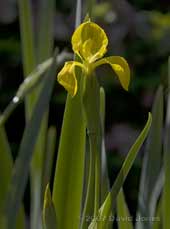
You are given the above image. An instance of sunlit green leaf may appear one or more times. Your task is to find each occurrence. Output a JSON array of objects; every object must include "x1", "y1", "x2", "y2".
[
  {"x1": 52, "y1": 1, "x2": 86, "y2": 228},
  {"x1": 89, "y1": 113, "x2": 152, "y2": 228},
  {"x1": 3, "y1": 51, "x2": 58, "y2": 229},
  {"x1": 52, "y1": 67, "x2": 86, "y2": 229},
  {"x1": 117, "y1": 188, "x2": 133, "y2": 229}
]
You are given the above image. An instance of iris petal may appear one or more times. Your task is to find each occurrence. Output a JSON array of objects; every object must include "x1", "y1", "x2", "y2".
[
  {"x1": 94, "y1": 56, "x2": 130, "y2": 90},
  {"x1": 71, "y1": 22, "x2": 108, "y2": 63},
  {"x1": 57, "y1": 61, "x2": 83, "y2": 97}
]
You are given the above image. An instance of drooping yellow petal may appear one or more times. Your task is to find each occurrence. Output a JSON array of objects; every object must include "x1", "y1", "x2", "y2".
[
  {"x1": 94, "y1": 56, "x2": 130, "y2": 90},
  {"x1": 57, "y1": 61, "x2": 83, "y2": 97},
  {"x1": 71, "y1": 21, "x2": 108, "y2": 63}
]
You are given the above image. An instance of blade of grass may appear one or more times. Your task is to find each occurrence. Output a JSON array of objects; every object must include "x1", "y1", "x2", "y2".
[
  {"x1": 37, "y1": 0, "x2": 55, "y2": 63},
  {"x1": 27, "y1": 0, "x2": 55, "y2": 227},
  {"x1": 116, "y1": 188, "x2": 133, "y2": 229},
  {"x1": 0, "y1": 53, "x2": 70, "y2": 229},
  {"x1": 18, "y1": 0, "x2": 36, "y2": 115},
  {"x1": 100, "y1": 87, "x2": 110, "y2": 203},
  {"x1": 30, "y1": 117, "x2": 48, "y2": 229},
  {"x1": 89, "y1": 113, "x2": 152, "y2": 229},
  {"x1": 100, "y1": 87, "x2": 112, "y2": 229},
  {"x1": 43, "y1": 184, "x2": 57, "y2": 229},
  {"x1": 0, "y1": 59, "x2": 50, "y2": 126},
  {"x1": 3, "y1": 51, "x2": 58, "y2": 229},
  {"x1": 18, "y1": 1, "x2": 56, "y2": 227},
  {"x1": 52, "y1": 1, "x2": 86, "y2": 228},
  {"x1": 18, "y1": 1, "x2": 45, "y2": 227},
  {"x1": 52, "y1": 65, "x2": 86, "y2": 229},
  {"x1": 42, "y1": 126, "x2": 57, "y2": 194},
  {"x1": 149, "y1": 168, "x2": 164, "y2": 219},
  {"x1": 0, "y1": 52, "x2": 72, "y2": 127},
  {"x1": 0, "y1": 127, "x2": 25, "y2": 229},
  {"x1": 136, "y1": 86, "x2": 163, "y2": 229},
  {"x1": 163, "y1": 57, "x2": 170, "y2": 229},
  {"x1": 32, "y1": 0, "x2": 55, "y2": 222},
  {"x1": 0, "y1": 127, "x2": 13, "y2": 212},
  {"x1": 80, "y1": 138, "x2": 95, "y2": 229},
  {"x1": 18, "y1": 0, "x2": 35, "y2": 76},
  {"x1": 152, "y1": 196, "x2": 162, "y2": 229}
]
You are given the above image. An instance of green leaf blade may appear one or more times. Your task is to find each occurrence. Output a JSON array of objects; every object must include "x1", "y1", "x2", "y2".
[
  {"x1": 52, "y1": 2, "x2": 86, "y2": 228},
  {"x1": 3, "y1": 52, "x2": 58, "y2": 229},
  {"x1": 52, "y1": 86, "x2": 86, "y2": 229},
  {"x1": 136, "y1": 86, "x2": 163, "y2": 229},
  {"x1": 43, "y1": 184, "x2": 57, "y2": 229},
  {"x1": 0, "y1": 127, "x2": 25, "y2": 229},
  {"x1": 117, "y1": 189, "x2": 133, "y2": 229},
  {"x1": 89, "y1": 113, "x2": 152, "y2": 228},
  {"x1": 163, "y1": 57, "x2": 170, "y2": 229}
]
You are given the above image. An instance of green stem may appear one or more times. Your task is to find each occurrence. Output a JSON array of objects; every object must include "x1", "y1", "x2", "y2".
[
  {"x1": 86, "y1": 0, "x2": 96, "y2": 19},
  {"x1": 82, "y1": 73, "x2": 101, "y2": 225},
  {"x1": 94, "y1": 165, "x2": 100, "y2": 216},
  {"x1": 89, "y1": 134, "x2": 100, "y2": 217},
  {"x1": 81, "y1": 134, "x2": 95, "y2": 229}
]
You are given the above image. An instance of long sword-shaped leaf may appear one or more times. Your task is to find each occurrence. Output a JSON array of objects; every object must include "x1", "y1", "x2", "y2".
[
  {"x1": 163, "y1": 57, "x2": 170, "y2": 229},
  {"x1": 37, "y1": 0, "x2": 55, "y2": 63},
  {"x1": 18, "y1": 0, "x2": 35, "y2": 76},
  {"x1": 18, "y1": 0, "x2": 36, "y2": 114},
  {"x1": 18, "y1": 1, "x2": 45, "y2": 227},
  {"x1": 152, "y1": 196, "x2": 162, "y2": 229},
  {"x1": 0, "y1": 127, "x2": 13, "y2": 213},
  {"x1": 30, "y1": 0, "x2": 55, "y2": 225},
  {"x1": 35, "y1": 0, "x2": 55, "y2": 204},
  {"x1": 3, "y1": 52, "x2": 58, "y2": 229},
  {"x1": 117, "y1": 188, "x2": 133, "y2": 229},
  {"x1": 149, "y1": 169, "x2": 164, "y2": 219},
  {"x1": 42, "y1": 126, "x2": 57, "y2": 194},
  {"x1": 0, "y1": 53, "x2": 72, "y2": 127},
  {"x1": 52, "y1": 67, "x2": 86, "y2": 229},
  {"x1": 80, "y1": 138, "x2": 95, "y2": 229},
  {"x1": 0, "y1": 127, "x2": 25, "y2": 229},
  {"x1": 43, "y1": 184, "x2": 57, "y2": 229},
  {"x1": 136, "y1": 86, "x2": 163, "y2": 229},
  {"x1": 89, "y1": 113, "x2": 152, "y2": 229},
  {"x1": 52, "y1": 1, "x2": 86, "y2": 228},
  {"x1": 0, "y1": 59, "x2": 50, "y2": 126},
  {"x1": 99, "y1": 78, "x2": 112, "y2": 229},
  {"x1": 100, "y1": 87, "x2": 110, "y2": 203}
]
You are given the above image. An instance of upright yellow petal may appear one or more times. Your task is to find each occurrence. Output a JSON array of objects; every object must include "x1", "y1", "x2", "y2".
[
  {"x1": 57, "y1": 61, "x2": 79, "y2": 97},
  {"x1": 71, "y1": 22, "x2": 108, "y2": 63},
  {"x1": 94, "y1": 56, "x2": 130, "y2": 90}
]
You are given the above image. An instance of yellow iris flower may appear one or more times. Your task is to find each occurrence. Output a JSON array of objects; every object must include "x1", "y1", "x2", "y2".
[{"x1": 57, "y1": 21, "x2": 130, "y2": 97}]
